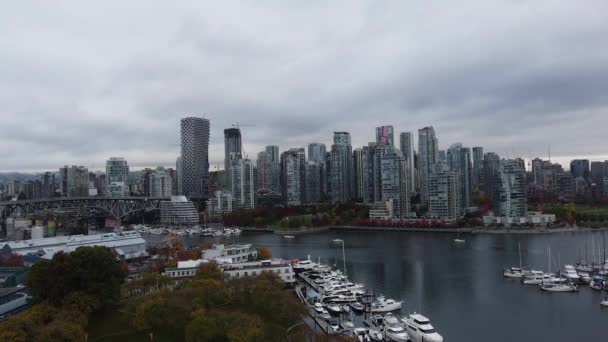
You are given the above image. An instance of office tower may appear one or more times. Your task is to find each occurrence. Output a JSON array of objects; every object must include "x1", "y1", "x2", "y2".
[
  {"x1": 399, "y1": 132, "x2": 416, "y2": 195},
  {"x1": 180, "y1": 117, "x2": 210, "y2": 199},
  {"x1": 472, "y1": 147, "x2": 483, "y2": 192},
  {"x1": 60, "y1": 165, "x2": 89, "y2": 197},
  {"x1": 570, "y1": 159, "x2": 590, "y2": 181},
  {"x1": 265, "y1": 145, "x2": 281, "y2": 193},
  {"x1": 361, "y1": 144, "x2": 376, "y2": 204},
  {"x1": 149, "y1": 168, "x2": 173, "y2": 198},
  {"x1": 141, "y1": 168, "x2": 153, "y2": 196},
  {"x1": 229, "y1": 158, "x2": 255, "y2": 209},
  {"x1": 330, "y1": 132, "x2": 354, "y2": 203},
  {"x1": 256, "y1": 151, "x2": 271, "y2": 190},
  {"x1": 482, "y1": 153, "x2": 501, "y2": 203},
  {"x1": 418, "y1": 126, "x2": 438, "y2": 206},
  {"x1": 590, "y1": 161, "x2": 605, "y2": 186},
  {"x1": 531, "y1": 158, "x2": 544, "y2": 187},
  {"x1": 496, "y1": 160, "x2": 527, "y2": 217},
  {"x1": 353, "y1": 148, "x2": 367, "y2": 201},
  {"x1": 375, "y1": 125, "x2": 394, "y2": 146},
  {"x1": 280, "y1": 148, "x2": 306, "y2": 206},
  {"x1": 105, "y1": 157, "x2": 129, "y2": 197},
  {"x1": 305, "y1": 161, "x2": 324, "y2": 203},
  {"x1": 556, "y1": 173, "x2": 574, "y2": 199},
  {"x1": 429, "y1": 163, "x2": 461, "y2": 220},
  {"x1": 447, "y1": 143, "x2": 472, "y2": 210},
  {"x1": 308, "y1": 143, "x2": 327, "y2": 163},
  {"x1": 380, "y1": 146, "x2": 410, "y2": 218},
  {"x1": 224, "y1": 128, "x2": 242, "y2": 189},
  {"x1": 41, "y1": 172, "x2": 53, "y2": 198}
]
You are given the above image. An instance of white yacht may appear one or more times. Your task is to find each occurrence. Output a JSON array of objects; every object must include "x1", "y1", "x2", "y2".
[
  {"x1": 561, "y1": 265, "x2": 580, "y2": 282},
  {"x1": 371, "y1": 296, "x2": 403, "y2": 312},
  {"x1": 402, "y1": 314, "x2": 443, "y2": 342},
  {"x1": 313, "y1": 302, "x2": 324, "y2": 314},
  {"x1": 540, "y1": 278, "x2": 578, "y2": 292},
  {"x1": 353, "y1": 327, "x2": 371, "y2": 342},
  {"x1": 383, "y1": 313, "x2": 409, "y2": 342},
  {"x1": 292, "y1": 257, "x2": 316, "y2": 272},
  {"x1": 367, "y1": 329, "x2": 384, "y2": 341},
  {"x1": 578, "y1": 272, "x2": 591, "y2": 283},
  {"x1": 326, "y1": 304, "x2": 342, "y2": 314},
  {"x1": 522, "y1": 271, "x2": 551, "y2": 285},
  {"x1": 321, "y1": 309, "x2": 331, "y2": 320},
  {"x1": 503, "y1": 267, "x2": 526, "y2": 278},
  {"x1": 601, "y1": 298, "x2": 608, "y2": 307}
]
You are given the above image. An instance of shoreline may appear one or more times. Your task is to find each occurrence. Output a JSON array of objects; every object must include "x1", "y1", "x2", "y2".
[{"x1": 244, "y1": 225, "x2": 608, "y2": 235}]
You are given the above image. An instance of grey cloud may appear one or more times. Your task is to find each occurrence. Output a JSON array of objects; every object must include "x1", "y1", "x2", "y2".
[{"x1": 1, "y1": 1, "x2": 607, "y2": 172}]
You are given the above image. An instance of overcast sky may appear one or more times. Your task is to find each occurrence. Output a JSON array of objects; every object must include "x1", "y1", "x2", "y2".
[{"x1": 1, "y1": 1, "x2": 607, "y2": 172}]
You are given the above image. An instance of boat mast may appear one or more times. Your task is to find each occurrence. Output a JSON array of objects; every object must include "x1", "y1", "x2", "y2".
[
  {"x1": 518, "y1": 242, "x2": 522, "y2": 269},
  {"x1": 592, "y1": 235, "x2": 596, "y2": 266}
]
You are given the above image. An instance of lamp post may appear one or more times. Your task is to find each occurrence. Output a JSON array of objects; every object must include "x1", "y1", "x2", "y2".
[{"x1": 332, "y1": 238, "x2": 346, "y2": 277}]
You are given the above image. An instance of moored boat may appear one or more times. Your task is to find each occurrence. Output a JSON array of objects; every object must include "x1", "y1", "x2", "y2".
[
  {"x1": 371, "y1": 296, "x2": 403, "y2": 312},
  {"x1": 402, "y1": 313, "x2": 443, "y2": 342}
]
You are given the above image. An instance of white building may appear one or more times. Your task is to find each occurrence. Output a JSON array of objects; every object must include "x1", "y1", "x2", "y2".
[
  {"x1": 369, "y1": 200, "x2": 394, "y2": 220},
  {"x1": 150, "y1": 168, "x2": 173, "y2": 198},
  {"x1": 429, "y1": 164, "x2": 461, "y2": 221},
  {"x1": 231, "y1": 158, "x2": 255, "y2": 209},
  {"x1": 163, "y1": 258, "x2": 295, "y2": 284},
  {"x1": 223, "y1": 259, "x2": 295, "y2": 284},
  {"x1": 482, "y1": 212, "x2": 556, "y2": 227},
  {"x1": 201, "y1": 244, "x2": 257, "y2": 263},
  {"x1": 160, "y1": 195, "x2": 200, "y2": 227},
  {"x1": 0, "y1": 231, "x2": 147, "y2": 261},
  {"x1": 207, "y1": 190, "x2": 233, "y2": 216}
]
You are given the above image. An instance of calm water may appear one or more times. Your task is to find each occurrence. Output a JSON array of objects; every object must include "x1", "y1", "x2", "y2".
[{"x1": 157, "y1": 230, "x2": 608, "y2": 341}]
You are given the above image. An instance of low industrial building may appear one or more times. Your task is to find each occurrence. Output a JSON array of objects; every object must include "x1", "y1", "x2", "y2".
[
  {"x1": 0, "y1": 231, "x2": 148, "y2": 261},
  {"x1": 482, "y1": 211, "x2": 557, "y2": 227}
]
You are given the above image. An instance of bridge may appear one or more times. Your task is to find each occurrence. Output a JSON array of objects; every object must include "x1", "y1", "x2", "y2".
[{"x1": 0, "y1": 196, "x2": 171, "y2": 221}]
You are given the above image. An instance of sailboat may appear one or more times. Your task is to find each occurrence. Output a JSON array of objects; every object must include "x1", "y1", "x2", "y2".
[
  {"x1": 504, "y1": 242, "x2": 527, "y2": 278},
  {"x1": 453, "y1": 229, "x2": 465, "y2": 243}
]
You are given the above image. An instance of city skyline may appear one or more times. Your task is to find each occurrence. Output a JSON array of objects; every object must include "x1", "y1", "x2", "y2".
[{"x1": 2, "y1": 2, "x2": 608, "y2": 172}]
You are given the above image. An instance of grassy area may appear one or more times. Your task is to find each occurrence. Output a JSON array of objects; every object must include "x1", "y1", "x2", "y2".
[
  {"x1": 575, "y1": 204, "x2": 608, "y2": 215},
  {"x1": 87, "y1": 307, "x2": 178, "y2": 342}
]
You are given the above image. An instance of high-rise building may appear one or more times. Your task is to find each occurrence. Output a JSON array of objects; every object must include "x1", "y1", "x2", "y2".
[
  {"x1": 482, "y1": 153, "x2": 501, "y2": 203},
  {"x1": 472, "y1": 147, "x2": 483, "y2": 192},
  {"x1": 105, "y1": 157, "x2": 129, "y2": 197},
  {"x1": 60, "y1": 165, "x2": 89, "y2": 198},
  {"x1": 265, "y1": 145, "x2": 281, "y2": 193},
  {"x1": 230, "y1": 158, "x2": 255, "y2": 209},
  {"x1": 447, "y1": 143, "x2": 472, "y2": 210},
  {"x1": 149, "y1": 168, "x2": 173, "y2": 198},
  {"x1": 330, "y1": 132, "x2": 354, "y2": 203},
  {"x1": 180, "y1": 117, "x2": 210, "y2": 199},
  {"x1": 308, "y1": 143, "x2": 327, "y2": 163},
  {"x1": 429, "y1": 163, "x2": 461, "y2": 220},
  {"x1": 399, "y1": 132, "x2": 416, "y2": 195},
  {"x1": 353, "y1": 148, "x2": 367, "y2": 202},
  {"x1": 570, "y1": 159, "x2": 590, "y2": 181},
  {"x1": 305, "y1": 161, "x2": 324, "y2": 203},
  {"x1": 280, "y1": 148, "x2": 306, "y2": 206},
  {"x1": 375, "y1": 125, "x2": 394, "y2": 146},
  {"x1": 224, "y1": 128, "x2": 242, "y2": 189},
  {"x1": 590, "y1": 161, "x2": 605, "y2": 186},
  {"x1": 380, "y1": 146, "x2": 410, "y2": 218},
  {"x1": 418, "y1": 127, "x2": 438, "y2": 206},
  {"x1": 496, "y1": 160, "x2": 527, "y2": 217}
]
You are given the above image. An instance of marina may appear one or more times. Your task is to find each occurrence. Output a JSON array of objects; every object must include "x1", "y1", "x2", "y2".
[{"x1": 142, "y1": 228, "x2": 608, "y2": 342}]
